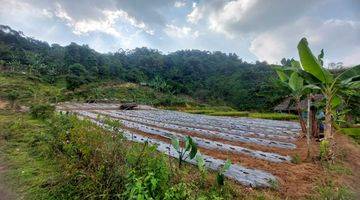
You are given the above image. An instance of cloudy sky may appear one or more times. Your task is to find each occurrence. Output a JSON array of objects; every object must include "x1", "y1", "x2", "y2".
[{"x1": 0, "y1": 0, "x2": 359, "y2": 66}]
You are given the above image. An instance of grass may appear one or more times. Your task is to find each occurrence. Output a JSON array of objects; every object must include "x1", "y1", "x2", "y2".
[
  {"x1": 311, "y1": 180, "x2": 354, "y2": 200},
  {"x1": 209, "y1": 111, "x2": 249, "y2": 117},
  {"x1": 249, "y1": 113, "x2": 298, "y2": 120},
  {"x1": 341, "y1": 128, "x2": 360, "y2": 144},
  {"x1": 183, "y1": 108, "x2": 298, "y2": 121}
]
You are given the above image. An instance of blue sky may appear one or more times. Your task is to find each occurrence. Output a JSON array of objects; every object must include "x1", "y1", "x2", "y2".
[{"x1": 0, "y1": 0, "x2": 359, "y2": 66}]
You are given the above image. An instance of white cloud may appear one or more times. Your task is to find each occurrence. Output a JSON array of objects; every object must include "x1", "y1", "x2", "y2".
[
  {"x1": 189, "y1": 0, "x2": 318, "y2": 37},
  {"x1": 164, "y1": 24, "x2": 199, "y2": 39},
  {"x1": 174, "y1": 1, "x2": 186, "y2": 8},
  {"x1": 54, "y1": 3, "x2": 154, "y2": 37},
  {"x1": 187, "y1": 3, "x2": 203, "y2": 24},
  {"x1": 249, "y1": 18, "x2": 360, "y2": 66},
  {"x1": 209, "y1": 0, "x2": 256, "y2": 35}
]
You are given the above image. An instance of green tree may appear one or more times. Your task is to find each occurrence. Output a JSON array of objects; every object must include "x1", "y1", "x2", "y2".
[{"x1": 297, "y1": 38, "x2": 360, "y2": 139}]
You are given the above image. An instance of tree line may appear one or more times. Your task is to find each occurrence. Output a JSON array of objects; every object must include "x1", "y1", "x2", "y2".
[{"x1": 0, "y1": 25, "x2": 315, "y2": 111}]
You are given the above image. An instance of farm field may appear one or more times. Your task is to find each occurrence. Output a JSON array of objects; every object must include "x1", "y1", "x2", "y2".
[{"x1": 58, "y1": 103, "x2": 317, "y2": 190}]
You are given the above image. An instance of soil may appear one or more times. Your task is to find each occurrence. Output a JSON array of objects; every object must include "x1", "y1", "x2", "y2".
[
  {"x1": 0, "y1": 163, "x2": 16, "y2": 200},
  {"x1": 0, "y1": 99, "x2": 8, "y2": 109}
]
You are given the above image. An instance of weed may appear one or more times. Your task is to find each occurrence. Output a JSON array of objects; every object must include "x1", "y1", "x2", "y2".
[
  {"x1": 291, "y1": 154, "x2": 301, "y2": 164},
  {"x1": 312, "y1": 180, "x2": 354, "y2": 200}
]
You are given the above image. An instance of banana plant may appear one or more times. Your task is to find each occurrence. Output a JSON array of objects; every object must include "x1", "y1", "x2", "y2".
[
  {"x1": 171, "y1": 136, "x2": 198, "y2": 168},
  {"x1": 216, "y1": 159, "x2": 231, "y2": 186},
  {"x1": 275, "y1": 62, "x2": 310, "y2": 133},
  {"x1": 297, "y1": 38, "x2": 360, "y2": 140}
]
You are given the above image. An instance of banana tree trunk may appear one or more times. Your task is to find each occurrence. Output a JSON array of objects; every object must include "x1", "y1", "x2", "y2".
[
  {"x1": 296, "y1": 98, "x2": 307, "y2": 134},
  {"x1": 324, "y1": 101, "x2": 333, "y2": 139}
]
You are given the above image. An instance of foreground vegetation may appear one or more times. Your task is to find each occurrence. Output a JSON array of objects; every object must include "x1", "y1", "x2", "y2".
[
  {"x1": 1, "y1": 107, "x2": 358, "y2": 199},
  {"x1": 0, "y1": 110, "x2": 276, "y2": 200}
]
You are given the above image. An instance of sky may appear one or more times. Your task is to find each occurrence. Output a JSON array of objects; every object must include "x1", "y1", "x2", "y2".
[{"x1": 0, "y1": 0, "x2": 359, "y2": 66}]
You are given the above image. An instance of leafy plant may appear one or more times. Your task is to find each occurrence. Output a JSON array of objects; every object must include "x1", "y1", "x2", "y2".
[
  {"x1": 164, "y1": 183, "x2": 194, "y2": 200},
  {"x1": 171, "y1": 136, "x2": 198, "y2": 168},
  {"x1": 124, "y1": 171, "x2": 161, "y2": 200},
  {"x1": 319, "y1": 140, "x2": 332, "y2": 161},
  {"x1": 275, "y1": 61, "x2": 311, "y2": 133},
  {"x1": 216, "y1": 160, "x2": 231, "y2": 186},
  {"x1": 296, "y1": 38, "x2": 360, "y2": 139},
  {"x1": 196, "y1": 154, "x2": 207, "y2": 187},
  {"x1": 29, "y1": 103, "x2": 55, "y2": 119}
]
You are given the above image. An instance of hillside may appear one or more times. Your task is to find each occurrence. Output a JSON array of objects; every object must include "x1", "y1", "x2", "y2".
[{"x1": 0, "y1": 25, "x2": 288, "y2": 111}]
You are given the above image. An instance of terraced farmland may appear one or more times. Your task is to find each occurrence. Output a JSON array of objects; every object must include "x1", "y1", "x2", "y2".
[{"x1": 57, "y1": 103, "x2": 301, "y2": 188}]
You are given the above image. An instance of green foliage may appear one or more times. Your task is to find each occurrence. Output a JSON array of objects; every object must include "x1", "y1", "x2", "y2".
[
  {"x1": 312, "y1": 181, "x2": 354, "y2": 200},
  {"x1": 216, "y1": 160, "x2": 231, "y2": 186},
  {"x1": 124, "y1": 171, "x2": 163, "y2": 199},
  {"x1": 164, "y1": 183, "x2": 194, "y2": 200},
  {"x1": 249, "y1": 112, "x2": 298, "y2": 120},
  {"x1": 186, "y1": 110, "x2": 216, "y2": 114},
  {"x1": 291, "y1": 154, "x2": 301, "y2": 164},
  {"x1": 29, "y1": 103, "x2": 55, "y2": 119},
  {"x1": 267, "y1": 179, "x2": 279, "y2": 190},
  {"x1": 341, "y1": 128, "x2": 360, "y2": 144},
  {"x1": 171, "y1": 136, "x2": 198, "y2": 168},
  {"x1": 297, "y1": 38, "x2": 333, "y2": 84},
  {"x1": 296, "y1": 38, "x2": 360, "y2": 138},
  {"x1": 196, "y1": 154, "x2": 208, "y2": 187},
  {"x1": 209, "y1": 111, "x2": 249, "y2": 117},
  {"x1": 6, "y1": 90, "x2": 19, "y2": 108},
  {"x1": 319, "y1": 140, "x2": 331, "y2": 161}
]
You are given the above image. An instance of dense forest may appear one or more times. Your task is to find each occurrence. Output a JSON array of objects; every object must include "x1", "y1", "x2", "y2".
[{"x1": 0, "y1": 25, "x2": 290, "y2": 111}]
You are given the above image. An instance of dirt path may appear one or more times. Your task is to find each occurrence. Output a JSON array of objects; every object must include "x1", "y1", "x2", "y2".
[{"x1": 0, "y1": 163, "x2": 16, "y2": 200}]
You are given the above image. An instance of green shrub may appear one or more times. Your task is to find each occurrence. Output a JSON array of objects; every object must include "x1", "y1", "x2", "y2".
[
  {"x1": 123, "y1": 143, "x2": 170, "y2": 199},
  {"x1": 29, "y1": 103, "x2": 55, "y2": 119},
  {"x1": 209, "y1": 111, "x2": 249, "y2": 117}
]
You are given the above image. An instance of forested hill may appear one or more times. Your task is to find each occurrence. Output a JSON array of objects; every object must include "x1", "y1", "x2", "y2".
[{"x1": 0, "y1": 25, "x2": 288, "y2": 110}]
